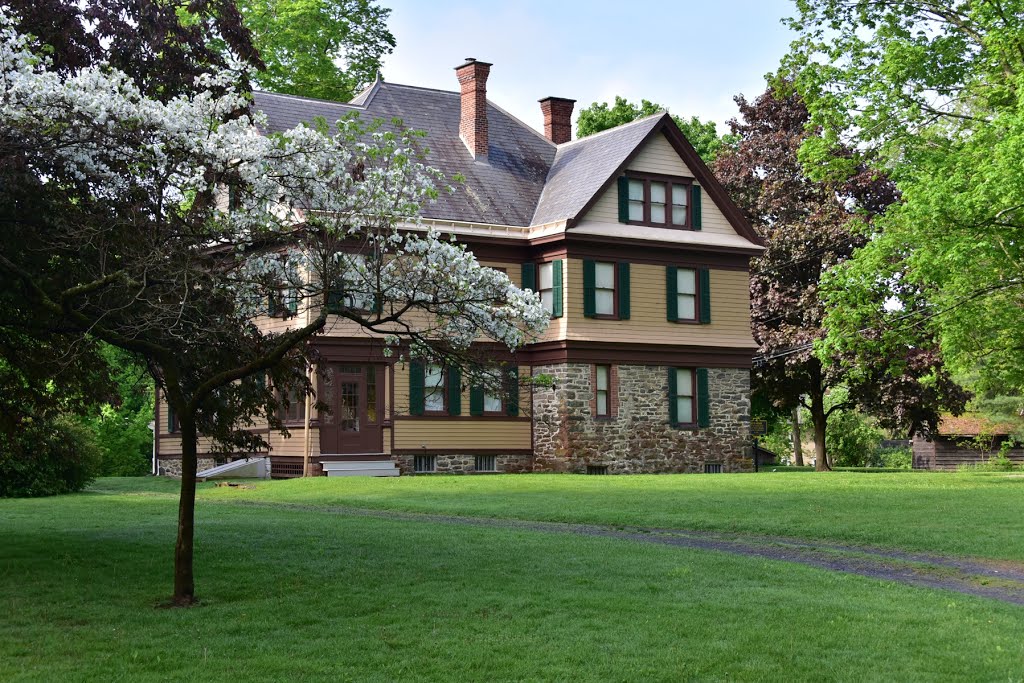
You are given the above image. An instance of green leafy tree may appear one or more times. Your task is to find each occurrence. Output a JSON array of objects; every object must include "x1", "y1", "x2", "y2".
[
  {"x1": 784, "y1": 1, "x2": 1024, "y2": 396},
  {"x1": 576, "y1": 96, "x2": 736, "y2": 162},
  {"x1": 238, "y1": 0, "x2": 395, "y2": 101},
  {"x1": 713, "y1": 82, "x2": 966, "y2": 469}
]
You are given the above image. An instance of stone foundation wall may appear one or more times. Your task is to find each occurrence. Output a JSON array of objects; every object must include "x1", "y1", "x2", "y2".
[
  {"x1": 393, "y1": 453, "x2": 533, "y2": 475},
  {"x1": 532, "y1": 363, "x2": 752, "y2": 474},
  {"x1": 157, "y1": 457, "x2": 218, "y2": 477}
]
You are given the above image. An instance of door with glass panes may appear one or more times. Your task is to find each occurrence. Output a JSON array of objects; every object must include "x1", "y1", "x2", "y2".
[{"x1": 319, "y1": 364, "x2": 384, "y2": 454}]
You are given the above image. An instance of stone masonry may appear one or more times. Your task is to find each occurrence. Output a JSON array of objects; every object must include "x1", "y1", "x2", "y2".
[
  {"x1": 532, "y1": 363, "x2": 752, "y2": 473},
  {"x1": 393, "y1": 453, "x2": 533, "y2": 475},
  {"x1": 157, "y1": 457, "x2": 217, "y2": 477}
]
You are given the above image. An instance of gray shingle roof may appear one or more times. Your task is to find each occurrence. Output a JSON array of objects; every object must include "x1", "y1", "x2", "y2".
[
  {"x1": 530, "y1": 113, "x2": 664, "y2": 226},
  {"x1": 252, "y1": 84, "x2": 556, "y2": 226}
]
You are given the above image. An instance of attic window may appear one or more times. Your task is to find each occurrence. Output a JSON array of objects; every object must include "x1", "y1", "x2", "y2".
[{"x1": 618, "y1": 173, "x2": 701, "y2": 230}]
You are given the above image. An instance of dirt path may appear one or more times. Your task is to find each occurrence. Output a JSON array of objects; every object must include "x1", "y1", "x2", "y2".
[{"x1": 232, "y1": 500, "x2": 1024, "y2": 606}]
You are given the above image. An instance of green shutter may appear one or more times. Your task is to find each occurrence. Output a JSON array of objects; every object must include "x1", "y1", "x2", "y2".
[
  {"x1": 521, "y1": 262, "x2": 536, "y2": 292},
  {"x1": 286, "y1": 288, "x2": 298, "y2": 314},
  {"x1": 582, "y1": 259, "x2": 596, "y2": 318},
  {"x1": 506, "y1": 367, "x2": 520, "y2": 417},
  {"x1": 551, "y1": 259, "x2": 564, "y2": 318},
  {"x1": 617, "y1": 262, "x2": 631, "y2": 320},
  {"x1": 667, "y1": 368, "x2": 678, "y2": 425},
  {"x1": 447, "y1": 366, "x2": 461, "y2": 416},
  {"x1": 409, "y1": 360, "x2": 425, "y2": 416},
  {"x1": 373, "y1": 292, "x2": 383, "y2": 315},
  {"x1": 469, "y1": 384, "x2": 484, "y2": 416},
  {"x1": 617, "y1": 176, "x2": 630, "y2": 223},
  {"x1": 696, "y1": 368, "x2": 710, "y2": 428},
  {"x1": 691, "y1": 185, "x2": 702, "y2": 230},
  {"x1": 665, "y1": 267, "x2": 678, "y2": 321},
  {"x1": 699, "y1": 268, "x2": 712, "y2": 324}
]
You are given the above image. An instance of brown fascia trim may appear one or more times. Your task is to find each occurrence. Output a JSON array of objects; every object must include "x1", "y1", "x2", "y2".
[
  {"x1": 524, "y1": 340, "x2": 755, "y2": 368},
  {"x1": 392, "y1": 448, "x2": 534, "y2": 456},
  {"x1": 563, "y1": 114, "x2": 766, "y2": 247},
  {"x1": 393, "y1": 415, "x2": 532, "y2": 423},
  {"x1": 457, "y1": 232, "x2": 756, "y2": 270},
  {"x1": 310, "y1": 337, "x2": 523, "y2": 364}
]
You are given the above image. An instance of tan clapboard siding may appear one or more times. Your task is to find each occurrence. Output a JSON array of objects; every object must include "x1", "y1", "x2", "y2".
[
  {"x1": 382, "y1": 427, "x2": 392, "y2": 454},
  {"x1": 393, "y1": 420, "x2": 531, "y2": 451},
  {"x1": 392, "y1": 361, "x2": 530, "y2": 417},
  {"x1": 157, "y1": 435, "x2": 219, "y2": 456},
  {"x1": 267, "y1": 428, "x2": 318, "y2": 457},
  {"x1": 577, "y1": 133, "x2": 737, "y2": 237},
  {"x1": 564, "y1": 259, "x2": 754, "y2": 347}
]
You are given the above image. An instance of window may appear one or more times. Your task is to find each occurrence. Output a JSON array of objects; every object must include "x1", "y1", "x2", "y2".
[
  {"x1": 619, "y1": 174, "x2": 700, "y2": 229},
  {"x1": 484, "y1": 387, "x2": 504, "y2": 414},
  {"x1": 327, "y1": 255, "x2": 375, "y2": 314},
  {"x1": 595, "y1": 365, "x2": 611, "y2": 417},
  {"x1": 670, "y1": 367, "x2": 709, "y2": 428},
  {"x1": 414, "y1": 455, "x2": 436, "y2": 473},
  {"x1": 475, "y1": 455, "x2": 497, "y2": 472},
  {"x1": 267, "y1": 287, "x2": 299, "y2": 318},
  {"x1": 424, "y1": 364, "x2": 446, "y2": 413},
  {"x1": 278, "y1": 385, "x2": 306, "y2": 424},
  {"x1": 166, "y1": 401, "x2": 178, "y2": 433},
  {"x1": 671, "y1": 368, "x2": 695, "y2": 425},
  {"x1": 587, "y1": 465, "x2": 609, "y2": 475},
  {"x1": 469, "y1": 366, "x2": 520, "y2": 417},
  {"x1": 522, "y1": 261, "x2": 562, "y2": 318},
  {"x1": 667, "y1": 267, "x2": 710, "y2": 323},
  {"x1": 704, "y1": 463, "x2": 723, "y2": 474},
  {"x1": 583, "y1": 260, "x2": 630, "y2": 319},
  {"x1": 594, "y1": 262, "x2": 615, "y2": 316}
]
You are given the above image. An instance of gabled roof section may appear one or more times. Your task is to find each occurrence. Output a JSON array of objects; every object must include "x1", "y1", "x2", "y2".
[
  {"x1": 533, "y1": 112, "x2": 764, "y2": 246},
  {"x1": 251, "y1": 84, "x2": 556, "y2": 227}
]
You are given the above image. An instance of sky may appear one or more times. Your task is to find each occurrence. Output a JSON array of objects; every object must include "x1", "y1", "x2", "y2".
[{"x1": 379, "y1": 0, "x2": 798, "y2": 137}]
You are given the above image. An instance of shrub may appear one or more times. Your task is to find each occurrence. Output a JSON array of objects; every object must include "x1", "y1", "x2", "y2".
[
  {"x1": 90, "y1": 403, "x2": 152, "y2": 476},
  {"x1": 878, "y1": 447, "x2": 912, "y2": 469},
  {"x1": 0, "y1": 416, "x2": 102, "y2": 497}
]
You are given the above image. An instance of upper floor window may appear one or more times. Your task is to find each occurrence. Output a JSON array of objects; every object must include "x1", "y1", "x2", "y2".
[
  {"x1": 521, "y1": 261, "x2": 563, "y2": 318},
  {"x1": 666, "y1": 266, "x2": 710, "y2": 324},
  {"x1": 619, "y1": 173, "x2": 702, "y2": 230},
  {"x1": 583, "y1": 260, "x2": 630, "y2": 320},
  {"x1": 676, "y1": 268, "x2": 697, "y2": 320}
]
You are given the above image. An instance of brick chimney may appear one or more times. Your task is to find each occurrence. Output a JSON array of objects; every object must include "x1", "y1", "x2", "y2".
[
  {"x1": 539, "y1": 97, "x2": 576, "y2": 145},
  {"x1": 455, "y1": 57, "x2": 492, "y2": 159}
]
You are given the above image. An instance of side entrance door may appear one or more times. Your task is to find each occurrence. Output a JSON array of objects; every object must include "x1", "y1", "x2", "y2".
[{"x1": 319, "y1": 364, "x2": 384, "y2": 454}]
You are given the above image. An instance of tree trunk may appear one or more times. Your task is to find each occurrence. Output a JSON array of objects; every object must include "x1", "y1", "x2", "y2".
[
  {"x1": 809, "y1": 390, "x2": 830, "y2": 471},
  {"x1": 173, "y1": 415, "x2": 198, "y2": 606},
  {"x1": 791, "y1": 407, "x2": 804, "y2": 466}
]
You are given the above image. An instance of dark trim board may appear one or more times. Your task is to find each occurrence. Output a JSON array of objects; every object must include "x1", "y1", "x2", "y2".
[
  {"x1": 394, "y1": 415, "x2": 532, "y2": 423},
  {"x1": 524, "y1": 340, "x2": 755, "y2": 368},
  {"x1": 392, "y1": 448, "x2": 535, "y2": 456}
]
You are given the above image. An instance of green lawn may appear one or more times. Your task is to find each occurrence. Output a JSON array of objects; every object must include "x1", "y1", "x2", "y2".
[{"x1": 1, "y1": 474, "x2": 1022, "y2": 681}]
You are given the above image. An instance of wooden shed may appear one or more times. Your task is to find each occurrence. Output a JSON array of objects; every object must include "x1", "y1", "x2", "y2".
[{"x1": 912, "y1": 415, "x2": 1024, "y2": 470}]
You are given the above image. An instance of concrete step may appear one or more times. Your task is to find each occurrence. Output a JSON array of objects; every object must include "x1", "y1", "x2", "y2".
[{"x1": 323, "y1": 460, "x2": 400, "y2": 477}]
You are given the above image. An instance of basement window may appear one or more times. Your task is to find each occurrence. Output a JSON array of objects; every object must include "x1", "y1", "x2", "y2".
[
  {"x1": 414, "y1": 455, "x2": 436, "y2": 473},
  {"x1": 704, "y1": 463, "x2": 723, "y2": 474},
  {"x1": 475, "y1": 455, "x2": 497, "y2": 472},
  {"x1": 587, "y1": 465, "x2": 609, "y2": 475}
]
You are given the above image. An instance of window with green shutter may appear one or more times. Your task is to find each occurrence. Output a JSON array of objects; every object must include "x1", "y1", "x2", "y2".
[
  {"x1": 621, "y1": 173, "x2": 698, "y2": 229},
  {"x1": 408, "y1": 360, "x2": 425, "y2": 415},
  {"x1": 668, "y1": 367, "x2": 696, "y2": 426},
  {"x1": 666, "y1": 266, "x2": 708, "y2": 323},
  {"x1": 521, "y1": 262, "x2": 536, "y2": 292},
  {"x1": 696, "y1": 368, "x2": 710, "y2": 427},
  {"x1": 447, "y1": 366, "x2": 461, "y2": 416},
  {"x1": 585, "y1": 260, "x2": 629, "y2": 319},
  {"x1": 699, "y1": 269, "x2": 711, "y2": 324},
  {"x1": 506, "y1": 367, "x2": 520, "y2": 417},
  {"x1": 535, "y1": 260, "x2": 563, "y2": 318}
]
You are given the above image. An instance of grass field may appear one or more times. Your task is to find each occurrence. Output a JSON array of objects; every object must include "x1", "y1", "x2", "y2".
[{"x1": 2, "y1": 473, "x2": 1024, "y2": 681}]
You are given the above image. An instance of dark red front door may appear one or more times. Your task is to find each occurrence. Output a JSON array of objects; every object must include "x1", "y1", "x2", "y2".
[{"x1": 320, "y1": 364, "x2": 384, "y2": 454}]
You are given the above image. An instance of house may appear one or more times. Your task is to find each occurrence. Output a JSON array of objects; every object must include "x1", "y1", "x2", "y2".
[
  {"x1": 155, "y1": 58, "x2": 765, "y2": 477},
  {"x1": 912, "y1": 414, "x2": 1024, "y2": 470}
]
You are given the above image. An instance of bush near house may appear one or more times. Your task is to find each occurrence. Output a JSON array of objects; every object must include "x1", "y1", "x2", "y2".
[{"x1": 0, "y1": 416, "x2": 101, "y2": 497}]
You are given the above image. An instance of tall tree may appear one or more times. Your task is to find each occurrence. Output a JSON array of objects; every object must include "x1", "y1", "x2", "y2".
[
  {"x1": 238, "y1": 0, "x2": 395, "y2": 101},
  {"x1": 1, "y1": 11, "x2": 547, "y2": 604},
  {"x1": 713, "y1": 83, "x2": 966, "y2": 469},
  {"x1": 576, "y1": 96, "x2": 736, "y2": 163},
  {"x1": 784, "y1": 0, "x2": 1024, "y2": 397}
]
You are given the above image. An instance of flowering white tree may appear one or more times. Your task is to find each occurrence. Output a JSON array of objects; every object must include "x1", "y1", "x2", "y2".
[{"x1": 0, "y1": 11, "x2": 547, "y2": 605}]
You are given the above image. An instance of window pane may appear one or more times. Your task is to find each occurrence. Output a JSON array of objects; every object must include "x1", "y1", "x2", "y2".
[
  {"x1": 628, "y1": 179, "x2": 644, "y2": 201},
  {"x1": 596, "y1": 365, "x2": 609, "y2": 391},
  {"x1": 677, "y1": 268, "x2": 696, "y2": 294},
  {"x1": 676, "y1": 369, "x2": 693, "y2": 396},
  {"x1": 650, "y1": 204, "x2": 665, "y2": 223},
  {"x1": 597, "y1": 391, "x2": 608, "y2": 415},
  {"x1": 651, "y1": 182, "x2": 666, "y2": 203},
  {"x1": 540, "y1": 290, "x2": 554, "y2": 314},
  {"x1": 366, "y1": 368, "x2": 377, "y2": 423},
  {"x1": 425, "y1": 389, "x2": 444, "y2": 412},
  {"x1": 679, "y1": 294, "x2": 696, "y2": 319},
  {"x1": 677, "y1": 396, "x2": 693, "y2": 423},
  {"x1": 425, "y1": 365, "x2": 444, "y2": 387},
  {"x1": 595, "y1": 289, "x2": 614, "y2": 315},
  {"x1": 672, "y1": 185, "x2": 688, "y2": 206},
  {"x1": 628, "y1": 200, "x2": 644, "y2": 221},
  {"x1": 484, "y1": 393, "x2": 502, "y2": 413},
  {"x1": 538, "y1": 262, "x2": 553, "y2": 290},
  {"x1": 594, "y1": 263, "x2": 615, "y2": 289}
]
